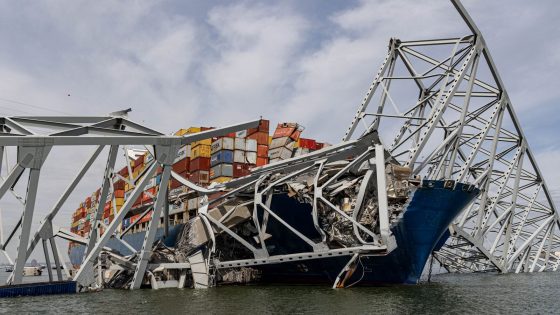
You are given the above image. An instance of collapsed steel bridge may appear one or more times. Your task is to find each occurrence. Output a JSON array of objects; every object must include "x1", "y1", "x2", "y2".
[{"x1": 0, "y1": 0, "x2": 558, "y2": 291}]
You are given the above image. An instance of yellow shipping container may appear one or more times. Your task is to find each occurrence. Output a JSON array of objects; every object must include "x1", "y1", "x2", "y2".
[
  {"x1": 212, "y1": 176, "x2": 232, "y2": 183},
  {"x1": 191, "y1": 139, "x2": 212, "y2": 148},
  {"x1": 72, "y1": 220, "x2": 80, "y2": 228},
  {"x1": 187, "y1": 127, "x2": 202, "y2": 134},
  {"x1": 115, "y1": 197, "x2": 125, "y2": 207},
  {"x1": 268, "y1": 136, "x2": 272, "y2": 144},
  {"x1": 174, "y1": 129, "x2": 189, "y2": 136},
  {"x1": 175, "y1": 127, "x2": 202, "y2": 136},
  {"x1": 192, "y1": 144, "x2": 211, "y2": 159}
]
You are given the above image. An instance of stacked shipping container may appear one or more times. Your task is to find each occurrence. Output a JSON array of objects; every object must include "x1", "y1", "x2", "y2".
[
  {"x1": 268, "y1": 123, "x2": 302, "y2": 163},
  {"x1": 69, "y1": 119, "x2": 327, "y2": 243}
]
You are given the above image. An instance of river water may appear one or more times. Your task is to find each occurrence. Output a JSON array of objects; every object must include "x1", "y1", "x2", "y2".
[{"x1": 0, "y1": 272, "x2": 558, "y2": 314}]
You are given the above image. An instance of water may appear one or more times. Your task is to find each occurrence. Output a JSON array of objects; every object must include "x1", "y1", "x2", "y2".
[{"x1": 0, "y1": 272, "x2": 558, "y2": 314}]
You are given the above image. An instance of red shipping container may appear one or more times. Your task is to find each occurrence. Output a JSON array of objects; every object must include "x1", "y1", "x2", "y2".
[
  {"x1": 114, "y1": 179, "x2": 125, "y2": 190},
  {"x1": 315, "y1": 142, "x2": 324, "y2": 150},
  {"x1": 256, "y1": 157, "x2": 268, "y2": 166},
  {"x1": 85, "y1": 197, "x2": 92, "y2": 208},
  {"x1": 257, "y1": 145, "x2": 268, "y2": 157},
  {"x1": 233, "y1": 163, "x2": 251, "y2": 178},
  {"x1": 299, "y1": 138, "x2": 317, "y2": 150},
  {"x1": 290, "y1": 130, "x2": 301, "y2": 141},
  {"x1": 273, "y1": 127, "x2": 296, "y2": 138},
  {"x1": 259, "y1": 119, "x2": 270, "y2": 132},
  {"x1": 173, "y1": 158, "x2": 190, "y2": 173},
  {"x1": 191, "y1": 170, "x2": 209, "y2": 184},
  {"x1": 190, "y1": 157, "x2": 211, "y2": 171},
  {"x1": 114, "y1": 189, "x2": 125, "y2": 198},
  {"x1": 134, "y1": 155, "x2": 144, "y2": 167},
  {"x1": 248, "y1": 131, "x2": 268, "y2": 145},
  {"x1": 118, "y1": 167, "x2": 129, "y2": 177}
]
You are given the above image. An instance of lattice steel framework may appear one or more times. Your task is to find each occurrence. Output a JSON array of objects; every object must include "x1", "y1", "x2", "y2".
[
  {"x1": 343, "y1": 0, "x2": 560, "y2": 273},
  {"x1": 0, "y1": 114, "x2": 259, "y2": 287}
]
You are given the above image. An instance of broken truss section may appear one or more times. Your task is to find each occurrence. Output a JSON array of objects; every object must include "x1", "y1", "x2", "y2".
[{"x1": 342, "y1": 0, "x2": 560, "y2": 273}]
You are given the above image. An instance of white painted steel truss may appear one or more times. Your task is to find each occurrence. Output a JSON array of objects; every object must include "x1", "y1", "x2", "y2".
[
  {"x1": 0, "y1": 113, "x2": 260, "y2": 288},
  {"x1": 343, "y1": 0, "x2": 560, "y2": 273}
]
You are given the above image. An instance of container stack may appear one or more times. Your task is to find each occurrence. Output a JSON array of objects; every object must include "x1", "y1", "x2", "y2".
[
  {"x1": 247, "y1": 120, "x2": 270, "y2": 167},
  {"x1": 268, "y1": 123, "x2": 303, "y2": 163},
  {"x1": 189, "y1": 127, "x2": 213, "y2": 185},
  {"x1": 210, "y1": 136, "x2": 234, "y2": 183}
]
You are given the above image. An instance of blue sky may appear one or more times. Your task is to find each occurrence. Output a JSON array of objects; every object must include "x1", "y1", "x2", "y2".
[{"x1": 0, "y1": 0, "x2": 559, "y2": 261}]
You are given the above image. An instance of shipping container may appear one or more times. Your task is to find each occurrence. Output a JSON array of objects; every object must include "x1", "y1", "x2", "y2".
[
  {"x1": 211, "y1": 138, "x2": 234, "y2": 154},
  {"x1": 211, "y1": 150, "x2": 234, "y2": 166},
  {"x1": 273, "y1": 123, "x2": 298, "y2": 138},
  {"x1": 235, "y1": 130, "x2": 247, "y2": 138},
  {"x1": 234, "y1": 138, "x2": 246, "y2": 150},
  {"x1": 247, "y1": 131, "x2": 269, "y2": 145},
  {"x1": 257, "y1": 145, "x2": 268, "y2": 157},
  {"x1": 210, "y1": 164, "x2": 233, "y2": 179},
  {"x1": 192, "y1": 145, "x2": 211, "y2": 159},
  {"x1": 270, "y1": 137, "x2": 294, "y2": 149},
  {"x1": 190, "y1": 157, "x2": 211, "y2": 171},
  {"x1": 190, "y1": 170, "x2": 209, "y2": 184},
  {"x1": 269, "y1": 147, "x2": 294, "y2": 160},
  {"x1": 192, "y1": 138, "x2": 213, "y2": 148},
  {"x1": 212, "y1": 176, "x2": 232, "y2": 183},
  {"x1": 233, "y1": 163, "x2": 251, "y2": 178},
  {"x1": 172, "y1": 158, "x2": 190, "y2": 173},
  {"x1": 233, "y1": 150, "x2": 245, "y2": 163},
  {"x1": 245, "y1": 139, "x2": 257, "y2": 152},
  {"x1": 246, "y1": 152, "x2": 257, "y2": 165},
  {"x1": 297, "y1": 138, "x2": 317, "y2": 150}
]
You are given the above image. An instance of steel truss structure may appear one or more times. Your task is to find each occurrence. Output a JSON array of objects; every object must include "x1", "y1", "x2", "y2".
[
  {"x1": 0, "y1": 114, "x2": 260, "y2": 287},
  {"x1": 343, "y1": 0, "x2": 560, "y2": 273},
  {"x1": 0, "y1": 0, "x2": 557, "y2": 292},
  {"x1": 175, "y1": 132, "x2": 399, "y2": 289}
]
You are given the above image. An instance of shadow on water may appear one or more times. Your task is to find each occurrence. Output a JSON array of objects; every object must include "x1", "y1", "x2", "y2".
[{"x1": 0, "y1": 272, "x2": 559, "y2": 314}]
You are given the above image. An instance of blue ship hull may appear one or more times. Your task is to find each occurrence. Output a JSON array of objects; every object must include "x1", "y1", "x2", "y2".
[
  {"x1": 256, "y1": 180, "x2": 478, "y2": 285},
  {"x1": 69, "y1": 180, "x2": 477, "y2": 285}
]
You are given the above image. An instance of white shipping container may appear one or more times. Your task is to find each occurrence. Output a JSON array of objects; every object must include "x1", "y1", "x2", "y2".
[
  {"x1": 245, "y1": 139, "x2": 257, "y2": 152},
  {"x1": 234, "y1": 138, "x2": 246, "y2": 150},
  {"x1": 246, "y1": 152, "x2": 257, "y2": 164},
  {"x1": 211, "y1": 138, "x2": 234, "y2": 154},
  {"x1": 270, "y1": 137, "x2": 294, "y2": 149},
  {"x1": 268, "y1": 147, "x2": 293, "y2": 160},
  {"x1": 235, "y1": 130, "x2": 247, "y2": 138},
  {"x1": 211, "y1": 163, "x2": 234, "y2": 178},
  {"x1": 234, "y1": 150, "x2": 245, "y2": 163}
]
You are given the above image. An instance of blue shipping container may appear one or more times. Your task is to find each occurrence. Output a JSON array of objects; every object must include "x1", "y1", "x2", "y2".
[
  {"x1": 211, "y1": 150, "x2": 234, "y2": 166},
  {"x1": 156, "y1": 174, "x2": 162, "y2": 185}
]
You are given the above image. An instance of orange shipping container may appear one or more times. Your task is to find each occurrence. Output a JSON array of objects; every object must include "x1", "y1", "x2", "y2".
[
  {"x1": 256, "y1": 157, "x2": 268, "y2": 166},
  {"x1": 248, "y1": 131, "x2": 269, "y2": 145},
  {"x1": 257, "y1": 145, "x2": 268, "y2": 157}
]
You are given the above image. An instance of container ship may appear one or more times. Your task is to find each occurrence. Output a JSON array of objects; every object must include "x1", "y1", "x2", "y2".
[
  {"x1": 68, "y1": 121, "x2": 327, "y2": 266},
  {"x1": 68, "y1": 120, "x2": 478, "y2": 287}
]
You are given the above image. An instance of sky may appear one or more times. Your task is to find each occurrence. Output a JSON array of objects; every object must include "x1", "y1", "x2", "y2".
[{"x1": 0, "y1": 0, "x2": 559, "y2": 262}]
